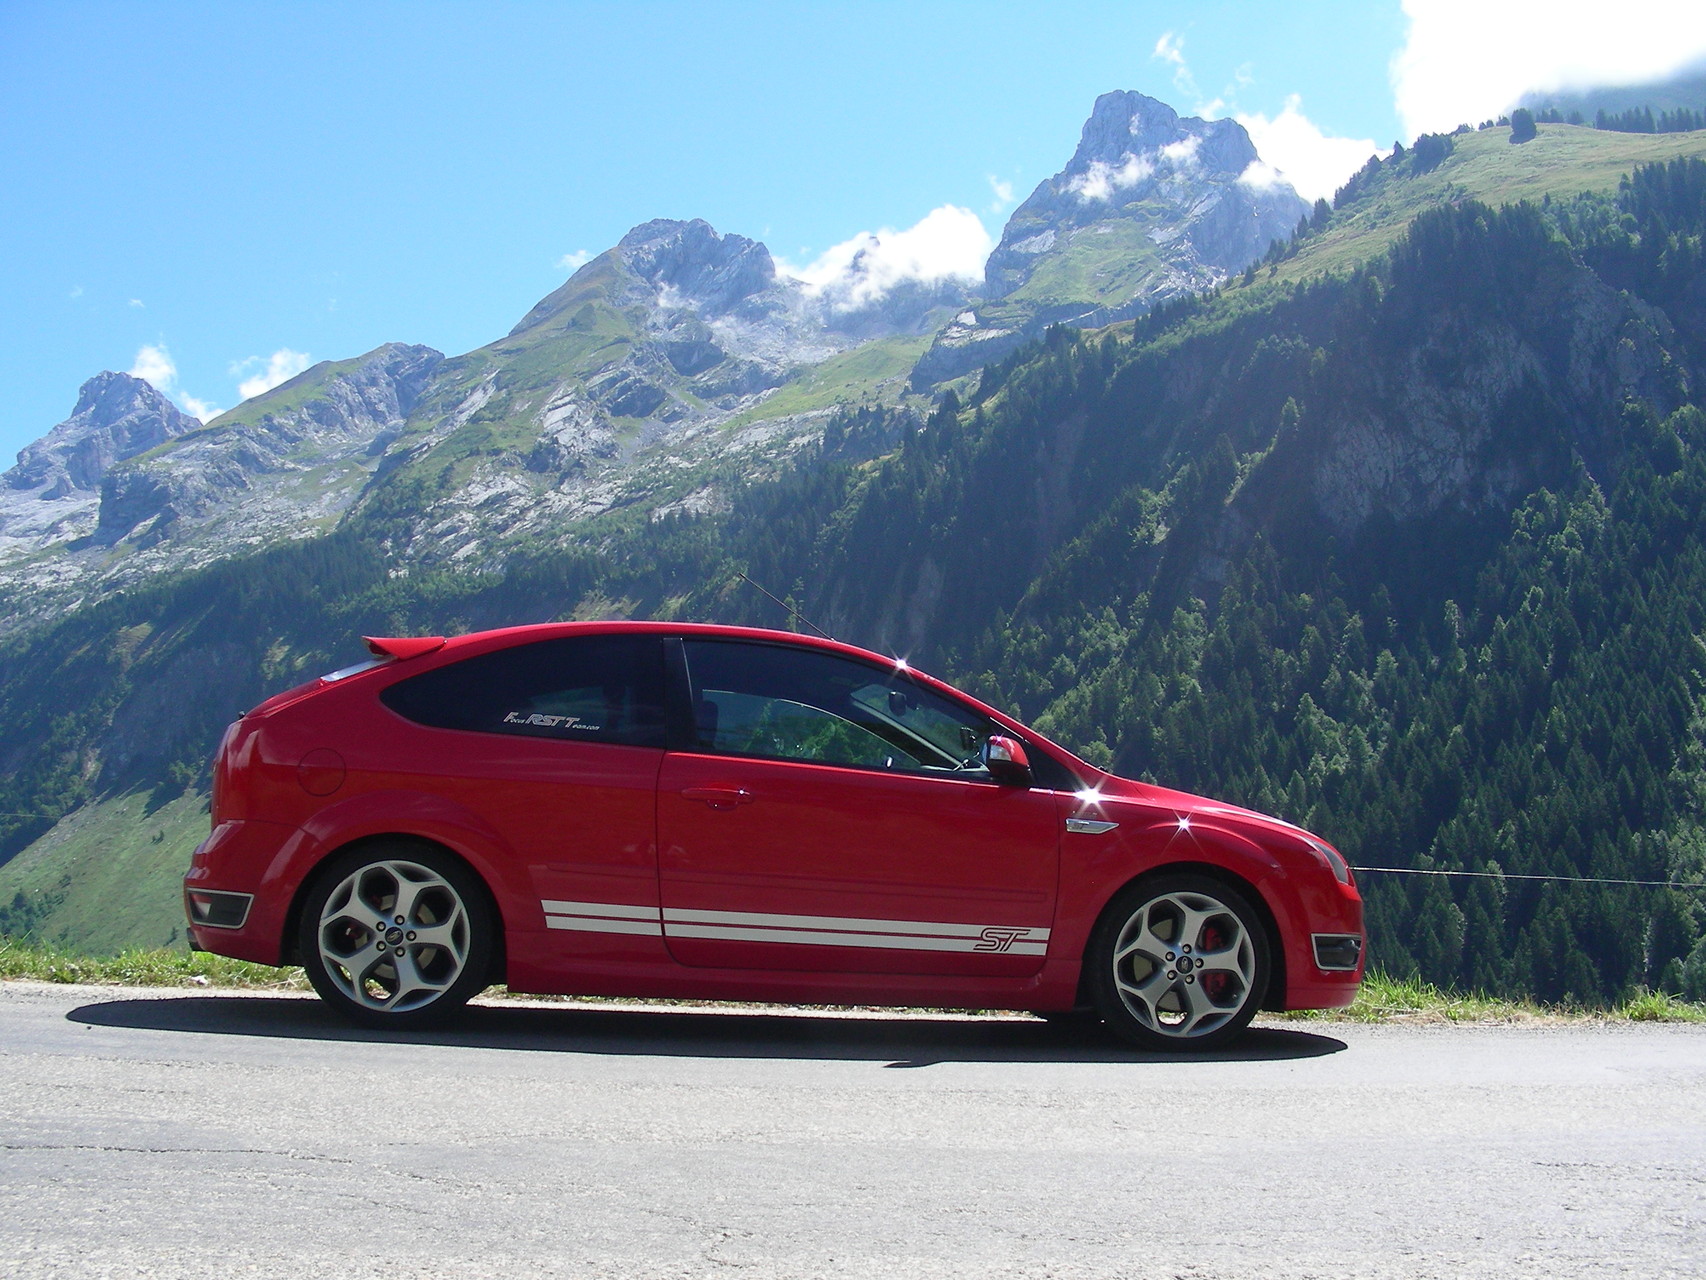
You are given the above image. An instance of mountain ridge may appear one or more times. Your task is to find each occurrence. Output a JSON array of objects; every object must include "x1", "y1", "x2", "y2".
[{"x1": 0, "y1": 91, "x2": 1305, "y2": 626}]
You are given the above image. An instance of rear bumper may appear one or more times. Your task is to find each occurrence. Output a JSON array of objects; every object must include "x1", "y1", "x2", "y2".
[{"x1": 183, "y1": 818, "x2": 299, "y2": 964}]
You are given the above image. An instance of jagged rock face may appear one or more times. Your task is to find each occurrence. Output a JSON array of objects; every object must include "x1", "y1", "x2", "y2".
[
  {"x1": 90, "y1": 342, "x2": 445, "y2": 546},
  {"x1": 619, "y1": 218, "x2": 779, "y2": 316},
  {"x1": 915, "y1": 91, "x2": 1307, "y2": 386},
  {"x1": 7, "y1": 371, "x2": 199, "y2": 494},
  {"x1": 986, "y1": 90, "x2": 1305, "y2": 299},
  {"x1": 0, "y1": 373, "x2": 199, "y2": 556},
  {"x1": 0, "y1": 345, "x2": 445, "y2": 619}
]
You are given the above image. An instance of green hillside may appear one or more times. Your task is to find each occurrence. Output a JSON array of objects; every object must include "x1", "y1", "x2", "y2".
[
  {"x1": 6, "y1": 150, "x2": 1706, "y2": 1011},
  {"x1": 0, "y1": 789, "x2": 211, "y2": 952},
  {"x1": 724, "y1": 332, "x2": 935, "y2": 428},
  {"x1": 202, "y1": 352, "x2": 373, "y2": 432},
  {"x1": 1276, "y1": 123, "x2": 1706, "y2": 284}
]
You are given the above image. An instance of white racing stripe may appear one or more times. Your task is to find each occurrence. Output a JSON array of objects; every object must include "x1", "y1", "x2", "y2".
[
  {"x1": 540, "y1": 899, "x2": 1049, "y2": 955},
  {"x1": 543, "y1": 899, "x2": 664, "y2": 936}
]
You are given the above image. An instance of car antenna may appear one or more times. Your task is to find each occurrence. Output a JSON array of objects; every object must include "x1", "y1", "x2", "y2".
[{"x1": 736, "y1": 571, "x2": 835, "y2": 640}]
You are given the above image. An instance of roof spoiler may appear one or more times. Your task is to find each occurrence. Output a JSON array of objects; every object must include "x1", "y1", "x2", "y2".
[{"x1": 363, "y1": 635, "x2": 447, "y2": 661}]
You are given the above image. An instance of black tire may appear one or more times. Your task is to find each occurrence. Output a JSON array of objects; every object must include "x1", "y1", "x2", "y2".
[
  {"x1": 1087, "y1": 872, "x2": 1271, "y2": 1052},
  {"x1": 297, "y1": 841, "x2": 495, "y2": 1029}
]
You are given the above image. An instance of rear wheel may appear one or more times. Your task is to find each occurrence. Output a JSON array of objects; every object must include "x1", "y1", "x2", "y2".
[
  {"x1": 298, "y1": 843, "x2": 495, "y2": 1029},
  {"x1": 1088, "y1": 873, "x2": 1270, "y2": 1052}
]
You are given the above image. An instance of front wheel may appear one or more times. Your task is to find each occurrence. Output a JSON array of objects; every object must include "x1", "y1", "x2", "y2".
[
  {"x1": 298, "y1": 843, "x2": 495, "y2": 1029},
  {"x1": 1087, "y1": 873, "x2": 1271, "y2": 1052}
]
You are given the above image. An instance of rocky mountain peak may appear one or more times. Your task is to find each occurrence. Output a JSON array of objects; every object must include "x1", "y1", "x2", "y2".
[
  {"x1": 911, "y1": 90, "x2": 1309, "y2": 386},
  {"x1": 618, "y1": 218, "x2": 778, "y2": 314},
  {"x1": 1068, "y1": 89, "x2": 1258, "y2": 182},
  {"x1": 982, "y1": 90, "x2": 1302, "y2": 303},
  {"x1": 7, "y1": 371, "x2": 198, "y2": 496}
]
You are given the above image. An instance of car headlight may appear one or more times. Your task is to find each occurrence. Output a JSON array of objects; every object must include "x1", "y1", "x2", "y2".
[{"x1": 1306, "y1": 836, "x2": 1353, "y2": 885}]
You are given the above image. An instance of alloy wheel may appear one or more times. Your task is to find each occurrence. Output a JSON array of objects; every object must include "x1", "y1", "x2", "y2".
[
  {"x1": 1109, "y1": 886, "x2": 1258, "y2": 1040},
  {"x1": 315, "y1": 859, "x2": 472, "y2": 1014}
]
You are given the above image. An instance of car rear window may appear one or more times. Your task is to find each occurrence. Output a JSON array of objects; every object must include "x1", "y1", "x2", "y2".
[{"x1": 379, "y1": 635, "x2": 667, "y2": 747}]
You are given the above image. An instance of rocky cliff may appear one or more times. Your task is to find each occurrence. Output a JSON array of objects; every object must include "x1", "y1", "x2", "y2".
[
  {"x1": 915, "y1": 90, "x2": 1308, "y2": 383},
  {"x1": 0, "y1": 345, "x2": 442, "y2": 617},
  {"x1": 0, "y1": 373, "x2": 199, "y2": 564}
]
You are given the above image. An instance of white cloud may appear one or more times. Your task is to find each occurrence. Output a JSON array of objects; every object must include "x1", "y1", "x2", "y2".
[
  {"x1": 1393, "y1": 0, "x2": 1706, "y2": 140},
  {"x1": 1153, "y1": 31, "x2": 1199, "y2": 100},
  {"x1": 1068, "y1": 153, "x2": 1155, "y2": 202},
  {"x1": 987, "y1": 175, "x2": 1015, "y2": 213},
  {"x1": 1237, "y1": 159, "x2": 1285, "y2": 192},
  {"x1": 1160, "y1": 135, "x2": 1202, "y2": 167},
  {"x1": 178, "y1": 393, "x2": 223, "y2": 422},
  {"x1": 781, "y1": 205, "x2": 993, "y2": 309},
  {"x1": 556, "y1": 249, "x2": 592, "y2": 273},
  {"x1": 128, "y1": 298, "x2": 144, "y2": 308},
  {"x1": 1236, "y1": 96, "x2": 1383, "y2": 203},
  {"x1": 233, "y1": 348, "x2": 311, "y2": 400},
  {"x1": 128, "y1": 342, "x2": 223, "y2": 422},
  {"x1": 129, "y1": 344, "x2": 177, "y2": 389},
  {"x1": 68, "y1": 285, "x2": 83, "y2": 299}
]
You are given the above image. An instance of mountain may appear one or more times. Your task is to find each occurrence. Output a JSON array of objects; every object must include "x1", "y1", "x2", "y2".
[
  {"x1": 0, "y1": 345, "x2": 442, "y2": 620},
  {"x1": 914, "y1": 90, "x2": 1308, "y2": 383},
  {"x1": 349, "y1": 216, "x2": 965, "y2": 571},
  {"x1": 0, "y1": 373, "x2": 199, "y2": 572},
  {"x1": 7, "y1": 95, "x2": 1706, "y2": 1008},
  {"x1": 0, "y1": 92, "x2": 1299, "y2": 623}
]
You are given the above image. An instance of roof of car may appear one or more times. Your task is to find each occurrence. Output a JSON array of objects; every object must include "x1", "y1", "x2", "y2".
[{"x1": 425, "y1": 619, "x2": 896, "y2": 664}]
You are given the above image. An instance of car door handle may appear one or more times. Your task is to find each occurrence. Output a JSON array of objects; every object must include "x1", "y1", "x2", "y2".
[{"x1": 681, "y1": 786, "x2": 754, "y2": 811}]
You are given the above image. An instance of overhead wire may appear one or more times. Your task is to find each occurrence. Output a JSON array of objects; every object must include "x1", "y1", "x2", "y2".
[{"x1": 1352, "y1": 865, "x2": 1706, "y2": 890}]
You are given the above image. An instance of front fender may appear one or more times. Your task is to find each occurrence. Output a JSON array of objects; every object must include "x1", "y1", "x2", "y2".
[{"x1": 1052, "y1": 812, "x2": 1305, "y2": 993}]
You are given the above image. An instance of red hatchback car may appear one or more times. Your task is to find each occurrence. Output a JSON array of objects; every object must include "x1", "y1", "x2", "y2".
[{"x1": 185, "y1": 622, "x2": 1363, "y2": 1049}]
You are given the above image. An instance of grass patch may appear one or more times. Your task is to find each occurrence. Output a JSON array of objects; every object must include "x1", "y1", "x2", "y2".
[
  {"x1": 1286, "y1": 969, "x2": 1706, "y2": 1025},
  {"x1": 0, "y1": 937, "x2": 305, "y2": 989},
  {"x1": 724, "y1": 333, "x2": 934, "y2": 429},
  {"x1": 1269, "y1": 124, "x2": 1706, "y2": 287}
]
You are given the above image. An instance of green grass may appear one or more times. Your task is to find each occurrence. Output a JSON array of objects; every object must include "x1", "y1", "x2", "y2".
[
  {"x1": 1285, "y1": 969, "x2": 1706, "y2": 1025},
  {"x1": 4, "y1": 940, "x2": 1702, "y2": 1025},
  {"x1": 1005, "y1": 217, "x2": 1170, "y2": 309},
  {"x1": 0, "y1": 937, "x2": 304, "y2": 988},
  {"x1": 199, "y1": 352, "x2": 369, "y2": 432},
  {"x1": 725, "y1": 332, "x2": 935, "y2": 428},
  {"x1": 1269, "y1": 123, "x2": 1706, "y2": 286}
]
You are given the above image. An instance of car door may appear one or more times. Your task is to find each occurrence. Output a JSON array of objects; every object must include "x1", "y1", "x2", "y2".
[
  {"x1": 376, "y1": 633, "x2": 668, "y2": 961},
  {"x1": 656, "y1": 637, "x2": 1062, "y2": 976}
]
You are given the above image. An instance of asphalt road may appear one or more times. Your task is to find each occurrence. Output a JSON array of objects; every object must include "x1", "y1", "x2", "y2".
[{"x1": 1, "y1": 981, "x2": 1703, "y2": 1279}]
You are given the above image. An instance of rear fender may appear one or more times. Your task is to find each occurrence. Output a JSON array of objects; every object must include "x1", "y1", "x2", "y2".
[{"x1": 262, "y1": 789, "x2": 531, "y2": 960}]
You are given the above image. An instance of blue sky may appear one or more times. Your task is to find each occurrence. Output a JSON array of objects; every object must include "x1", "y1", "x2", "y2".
[{"x1": 3, "y1": 1, "x2": 1705, "y2": 462}]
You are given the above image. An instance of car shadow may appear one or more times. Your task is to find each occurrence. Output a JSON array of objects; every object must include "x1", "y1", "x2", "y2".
[{"x1": 67, "y1": 994, "x2": 1346, "y2": 1065}]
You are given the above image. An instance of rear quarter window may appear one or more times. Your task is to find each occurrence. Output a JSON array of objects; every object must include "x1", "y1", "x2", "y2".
[{"x1": 379, "y1": 635, "x2": 666, "y2": 748}]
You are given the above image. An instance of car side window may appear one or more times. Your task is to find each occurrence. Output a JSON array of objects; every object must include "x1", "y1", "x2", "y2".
[
  {"x1": 380, "y1": 635, "x2": 666, "y2": 747},
  {"x1": 682, "y1": 640, "x2": 997, "y2": 776}
]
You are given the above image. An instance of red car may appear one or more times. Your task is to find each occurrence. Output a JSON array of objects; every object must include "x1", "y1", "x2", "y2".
[{"x1": 185, "y1": 622, "x2": 1363, "y2": 1049}]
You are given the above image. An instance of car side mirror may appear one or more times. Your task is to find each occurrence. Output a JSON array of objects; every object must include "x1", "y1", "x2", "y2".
[{"x1": 983, "y1": 734, "x2": 1033, "y2": 787}]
